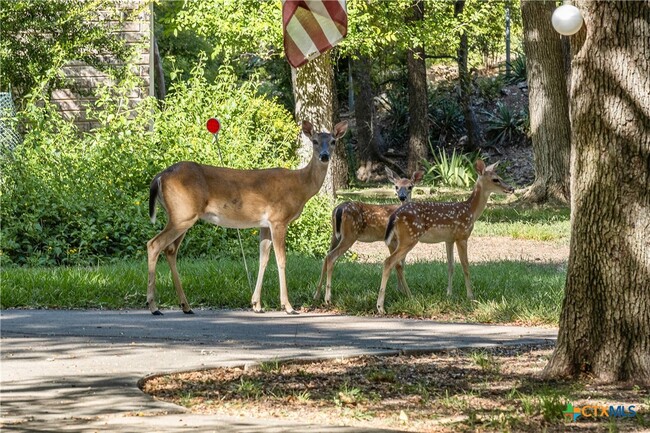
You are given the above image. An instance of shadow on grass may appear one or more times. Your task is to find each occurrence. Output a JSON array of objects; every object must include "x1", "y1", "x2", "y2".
[{"x1": 142, "y1": 343, "x2": 649, "y2": 432}]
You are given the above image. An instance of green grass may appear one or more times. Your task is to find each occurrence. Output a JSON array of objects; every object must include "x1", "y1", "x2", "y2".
[
  {"x1": 1, "y1": 188, "x2": 569, "y2": 325},
  {"x1": 1, "y1": 254, "x2": 565, "y2": 325}
]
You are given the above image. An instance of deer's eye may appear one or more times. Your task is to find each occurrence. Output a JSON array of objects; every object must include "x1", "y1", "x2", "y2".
[
  {"x1": 313, "y1": 140, "x2": 319, "y2": 145},
  {"x1": 408, "y1": 186, "x2": 413, "y2": 190},
  {"x1": 395, "y1": 186, "x2": 399, "y2": 190},
  {"x1": 492, "y1": 178, "x2": 500, "y2": 183}
]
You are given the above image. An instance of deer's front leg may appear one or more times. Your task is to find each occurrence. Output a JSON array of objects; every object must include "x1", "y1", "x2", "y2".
[
  {"x1": 270, "y1": 223, "x2": 297, "y2": 315},
  {"x1": 445, "y1": 241, "x2": 455, "y2": 296},
  {"x1": 455, "y1": 239, "x2": 474, "y2": 300},
  {"x1": 251, "y1": 227, "x2": 272, "y2": 313}
]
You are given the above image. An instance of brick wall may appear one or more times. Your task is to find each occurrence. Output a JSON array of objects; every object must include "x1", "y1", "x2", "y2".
[{"x1": 50, "y1": 2, "x2": 152, "y2": 132}]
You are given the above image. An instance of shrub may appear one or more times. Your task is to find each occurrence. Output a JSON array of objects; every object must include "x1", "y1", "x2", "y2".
[
  {"x1": 428, "y1": 90, "x2": 465, "y2": 146},
  {"x1": 476, "y1": 75, "x2": 505, "y2": 103},
  {"x1": 484, "y1": 102, "x2": 527, "y2": 146},
  {"x1": 421, "y1": 147, "x2": 478, "y2": 188},
  {"x1": 505, "y1": 52, "x2": 527, "y2": 85},
  {"x1": 0, "y1": 65, "x2": 310, "y2": 266}
]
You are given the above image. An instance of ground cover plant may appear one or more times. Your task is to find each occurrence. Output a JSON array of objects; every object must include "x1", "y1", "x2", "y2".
[{"x1": 141, "y1": 343, "x2": 649, "y2": 432}]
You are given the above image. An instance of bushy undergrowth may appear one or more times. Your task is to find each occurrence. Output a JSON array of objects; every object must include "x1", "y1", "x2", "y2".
[{"x1": 1, "y1": 65, "x2": 333, "y2": 266}]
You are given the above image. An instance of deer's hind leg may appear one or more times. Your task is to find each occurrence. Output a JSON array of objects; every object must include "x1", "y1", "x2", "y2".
[
  {"x1": 147, "y1": 220, "x2": 195, "y2": 315},
  {"x1": 315, "y1": 222, "x2": 340, "y2": 302},
  {"x1": 445, "y1": 241, "x2": 455, "y2": 296},
  {"x1": 164, "y1": 232, "x2": 193, "y2": 314},
  {"x1": 388, "y1": 239, "x2": 411, "y2": 297}
]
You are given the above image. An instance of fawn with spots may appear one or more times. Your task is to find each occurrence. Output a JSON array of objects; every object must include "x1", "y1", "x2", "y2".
[
  {"x1": 314, "y1": 167, "x2": 424, "y2": 305},
  {"x1": 376, "y1": 160, "x2": 514, "y2": 314}
]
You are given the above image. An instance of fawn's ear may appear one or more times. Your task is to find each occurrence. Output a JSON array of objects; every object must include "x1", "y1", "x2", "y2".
[
  {"x1": 385, "y1": 167, "x2": 399, "y2": 183},
  {"x1": 412, "y1": 170, "x2": 424, "y2": 184},
  {"x1": 475, "y1": 159, "x2": 486, "y2": 175},
  {"x1": 302, "y1": 120, "x2": 314, "y2": 137},
  {"x1": 333, "y1": 120, "x2": 348, "y2": 139},
  {"x1": 485, "y1": 161, "x2": 500, "y2": 172}
]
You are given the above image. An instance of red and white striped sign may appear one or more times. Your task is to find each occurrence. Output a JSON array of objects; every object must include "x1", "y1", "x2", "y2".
[{"x1": 282, "y1": 0, "x2": 348, "y2": 68}]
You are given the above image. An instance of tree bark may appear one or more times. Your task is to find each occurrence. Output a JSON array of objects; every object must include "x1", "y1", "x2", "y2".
[
  {"x1": 153, "y1": 34, "x2": 166, "y2": 100},
  {"x1": 353, "y1": 54, "x2": 383, "y2": 182},
  {"x1": 406, "y1": 0, "x2": 429, "y2": 175},
  {"x1": 520, "y1": 0, "x2": 571, "y2": 203},
  {"x1": 291, "y1": 51, "x2": 347, "y2": 197},
  {"x1": 455, "y1": 0, "x2": 480, "y2": 152},
  {"x1": 543, "y1": 0, "x2": 650, "y2": 384}
]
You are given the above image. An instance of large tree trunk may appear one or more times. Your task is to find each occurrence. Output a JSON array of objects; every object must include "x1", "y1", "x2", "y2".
[
  {"x1": 520, "y1": 0, "x2": 571, "y2": 203},
  {"x1": 291, "y1": 51, "x2": 348, "y2": 197},
  {"x1": 406, "y1": 0, "x2": 429, "y2": 175},
  {"x1": 353, "y1": 54, "x2": 377, "y2": 182},
  {"x1": 353, "y1": 54, "x2": 404, "y2": 181},
  {"x1": 543, "y1": 1, "x2": 650, "y2": 384},
  {"x1": 455, "y1": 0, "x2": 480, "y2": 152}
]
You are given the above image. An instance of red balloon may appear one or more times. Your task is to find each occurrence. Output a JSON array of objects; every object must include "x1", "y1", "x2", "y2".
[{"x1": 206, "y1": 118, "x2": 221, "y2": 134}]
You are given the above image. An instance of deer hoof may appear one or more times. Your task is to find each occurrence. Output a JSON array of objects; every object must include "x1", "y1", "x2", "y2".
[
  {"x1": 286, "y1": 309, "x2": 299, "y2": 315},
  {"x1": 253, "y1": 307, "x2": 265, "y2": 314},
  {"x1": 152, "y1": 310, "x2": 163, "y2": 316},
  {"x1": 183, "y1": 309, "x2": 195, "y2": 315}
]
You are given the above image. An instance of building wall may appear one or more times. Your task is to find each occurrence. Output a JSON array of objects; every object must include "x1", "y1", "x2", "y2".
[{"x1": 50, "y1": 3, "x2": 152, "y2": 132}]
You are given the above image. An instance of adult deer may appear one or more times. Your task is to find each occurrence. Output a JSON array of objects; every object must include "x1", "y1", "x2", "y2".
[
  {"x1": 147, "y1": 120, "x2": 348, "y2": 315},
  {"x1": 314, "y1": 167, "x2": 424, "y2": 305},
  {"x1": 376, "y1": 160, "x2": 514, "y2": 314}
]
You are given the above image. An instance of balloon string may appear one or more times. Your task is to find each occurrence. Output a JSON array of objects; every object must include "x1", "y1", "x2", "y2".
[{"x1": 213, "y1": 133, "x2": 254, "y2": 293}]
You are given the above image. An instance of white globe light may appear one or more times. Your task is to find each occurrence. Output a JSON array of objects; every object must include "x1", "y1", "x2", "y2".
[{"x1": 552, "y1": 4, "x2": 584, "y2": 35}]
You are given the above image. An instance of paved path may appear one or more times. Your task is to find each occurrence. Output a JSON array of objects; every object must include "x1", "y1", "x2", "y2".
[{"x1": 1, "y1": 309, "x2": 557, "y2": 432}]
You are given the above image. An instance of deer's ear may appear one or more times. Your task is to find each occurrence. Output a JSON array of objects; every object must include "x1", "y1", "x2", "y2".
[
  {"x1": 302, "y1": 120, "x2": 314, "y2": 137},
  {"x1": 475, "y1": 159, "x2": 486, "y2": 175},
  {"x1": 485, "y1": 161, "x2": 500, "y2": 172},
  {"x1": 412, "y1": 170, "x2": 424, "y2": 184},
  {"x1": 385, "y1": 167, "x2": 398, "y2": 182},
  {"x1": 333, "y1": 120, "x2": 348, "y2": 139}
]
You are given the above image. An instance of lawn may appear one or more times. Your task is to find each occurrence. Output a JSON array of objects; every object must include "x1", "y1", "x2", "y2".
[{"x1": 1, "y1": 191, "x2": 570, "y2": 325}]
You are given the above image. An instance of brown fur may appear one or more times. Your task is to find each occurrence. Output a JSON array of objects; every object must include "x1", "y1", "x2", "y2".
[
  {"x1": 314, "y1": 168, "x2": 423, "y2": 305},
  {"x1": 377, "y1": 160, "x2": 515, "y2": 314},
  {"x1": 146, "y1": 120, "x2": 348, "y2": 315}
]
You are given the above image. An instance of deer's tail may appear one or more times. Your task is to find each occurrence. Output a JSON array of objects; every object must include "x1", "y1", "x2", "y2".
[
  {"x1": 385, "y1": 213, "x2": 396, "y2": 246},
  {"x1": 334, "y1": 206, "x2": 344, "y2": 240}
]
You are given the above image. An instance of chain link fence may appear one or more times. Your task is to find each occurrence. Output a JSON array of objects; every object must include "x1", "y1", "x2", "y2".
[{"x1": 0, "y1": 91, "x2": 22, "y2": 150}]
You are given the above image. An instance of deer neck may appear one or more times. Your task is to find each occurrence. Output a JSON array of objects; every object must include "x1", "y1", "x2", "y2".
[
  {"x1": 466, "y1": 181, "x2": 491, "y2": 224},
  {"x1": 298, "y1": 153, "x2": 329, "y2": 197}
]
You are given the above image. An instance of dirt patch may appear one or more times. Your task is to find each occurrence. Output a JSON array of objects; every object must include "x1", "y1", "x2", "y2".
[
  {"x1": 348, "y1": 236, "x2": 569, "y2": 265},
  {"x1": 142, "y1": 343, "x2": 648, "y2": 432}
]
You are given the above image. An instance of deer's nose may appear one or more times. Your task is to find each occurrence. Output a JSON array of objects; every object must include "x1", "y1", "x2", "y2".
[{"x1": 319, "y1": 151, "x2": 330, "y2": 163}]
